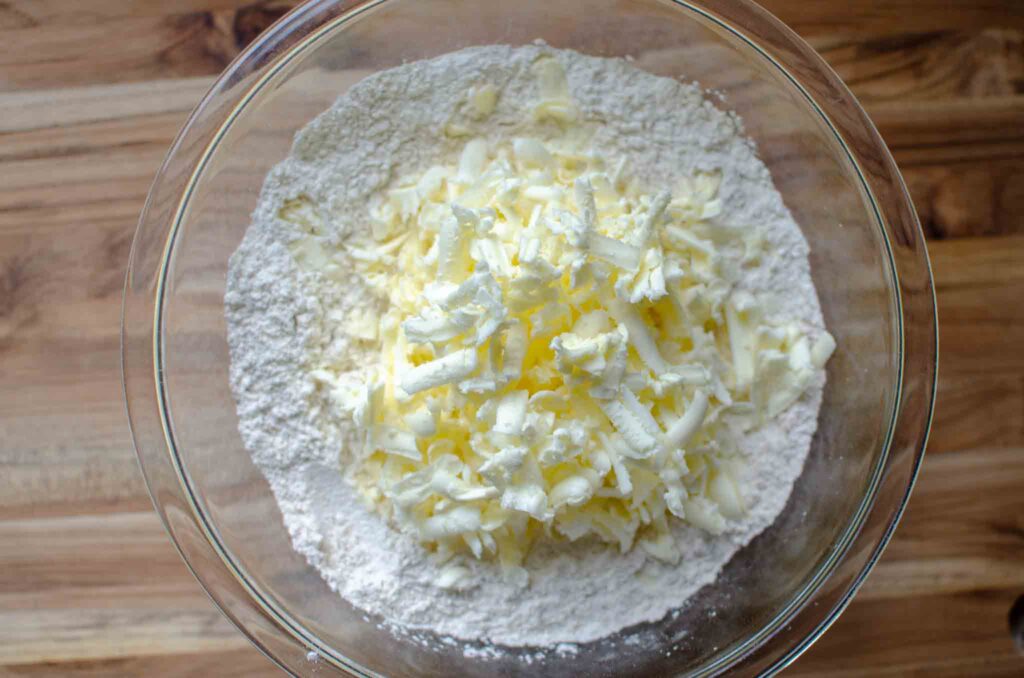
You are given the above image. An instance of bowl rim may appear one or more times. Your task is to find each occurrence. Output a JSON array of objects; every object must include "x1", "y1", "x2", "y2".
[{"x1": 123, "y1": 0, "x2": 938, "y2": 675}]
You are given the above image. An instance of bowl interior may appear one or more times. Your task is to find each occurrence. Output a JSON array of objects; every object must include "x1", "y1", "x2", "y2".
[{"x1": 156, "y1": 0, "x2": 899, "y2": 674}]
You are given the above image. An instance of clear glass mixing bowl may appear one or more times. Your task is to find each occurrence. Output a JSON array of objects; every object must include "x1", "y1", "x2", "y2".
[{"x1": 122, "y1": 0, "x2": 937, "y2": 674}]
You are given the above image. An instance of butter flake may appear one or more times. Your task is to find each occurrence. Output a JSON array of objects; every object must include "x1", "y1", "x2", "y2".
[
  {"x1": 399, "y1": 348, "x2": 478, "y2": 395},
  {"x1": 478, "y1": 446, "x2": 528, "y2": 488},
  {"x1": 513, "y1": 138, "x2": 554, "y2": 169},
  {"x1": 681, "y1": 497, "x2": 726, "y2": 535},
  {"x1": 598, "y1": 393, "x2": 659, "y2": 454},
  {"x1": 662, "y1": 389, "x2": 709, "y2": 452},
  {"x1": 589, "y1": 233, "x2": 642, "y2": 271},
  {"x1": 501, "y1": 484, "x2": 550, "y2": 520},
  {"x1": 550, "y1": 475, "x2": 594, "y2": 508},
  {"x1": 609, "y1": 299, "x2": 669, "y2": 374},
  {"x1": 725, "y1": 291, "x2": 757, "y2": 389},
  {"x1": 500, "y1": 323, "x2": 528, "y2": 381},
  {"x1": 634, "y1": 190, "x2": 671, "y2": 247},
  {"x1": 403, "y1": 404, "x2": 437, "y2": 438},
  {"x1": 493, "y1": 390, "x2": 529, "y2": 436},
  {"x1": 468, "y1": 83, "x2": 498, "y2": 119},
  {"x1": 457, "y1": 139, "x2": 488, "y2": 182},
  {"x1": 437, "y1": 562, "x2": 475, "y2": 591},
  {"x1": 420, "y1": 505, "x2": 482, "y2": 540},
  {"x1": 709, "y1": 469, "x2": 745, "y2": 519},
  {"x1": 530, "y1": 58, "x2": 578, "y2": 123},
  {"x1": 811, "y1": 331, "x2": 837, "y2": 368},
  {"x1": 435, "y1": 214, "x2": 472, "y2": 282},
  {"x1": 371, "y1": 425, "x2": 421, "y2": 461}
]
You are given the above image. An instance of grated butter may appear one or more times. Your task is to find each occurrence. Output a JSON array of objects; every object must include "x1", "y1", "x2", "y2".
[{"x1": 289, "y1": 67, "x2": 834, "y2": 579}]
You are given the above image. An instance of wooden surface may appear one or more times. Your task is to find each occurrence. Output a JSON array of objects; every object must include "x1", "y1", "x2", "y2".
[{"x1": 1, "y1": 0, "x2": 1023, "y2": 675}]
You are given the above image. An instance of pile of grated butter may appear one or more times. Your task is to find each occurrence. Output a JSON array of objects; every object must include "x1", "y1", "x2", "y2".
[{"x1": 289, "y1": 61, "x2": 834, "y2": 583}]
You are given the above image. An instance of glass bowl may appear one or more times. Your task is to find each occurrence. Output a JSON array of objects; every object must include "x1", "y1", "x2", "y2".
[{"x1": 122, "y1": 0, "x2": 937, "y2": 675}]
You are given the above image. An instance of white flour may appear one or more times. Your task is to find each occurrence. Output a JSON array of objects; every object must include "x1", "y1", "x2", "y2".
[{"x1": 225, "y1": 45, "x2": 827, "y2": 650}]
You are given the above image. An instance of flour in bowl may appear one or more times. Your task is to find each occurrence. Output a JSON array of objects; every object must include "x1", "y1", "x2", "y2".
[{"x1": 225, "y1": 44, "x2": 832, "y2": 651}]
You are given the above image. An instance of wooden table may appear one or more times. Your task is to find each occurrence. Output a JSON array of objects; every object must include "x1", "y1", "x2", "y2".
[{"x1": 1, "y1": 1, "x2": 1022, "y2": 675}]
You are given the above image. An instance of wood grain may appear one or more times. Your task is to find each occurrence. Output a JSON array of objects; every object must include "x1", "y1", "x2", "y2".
[
  {"x1": 1, "y1": 1, "x2": 1022, "y2": 676},
  {"x1": 0, "y1": 2, "x2": 297, "y2": 92},
  {"x1": 761, "y1": 1, "x2": 1024, "y2": 36}
]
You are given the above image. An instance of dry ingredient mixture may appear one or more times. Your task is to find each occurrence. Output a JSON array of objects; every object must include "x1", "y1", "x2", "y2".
[{"x1": 225, "y1": 44, "x2": 833, "y2": 650}]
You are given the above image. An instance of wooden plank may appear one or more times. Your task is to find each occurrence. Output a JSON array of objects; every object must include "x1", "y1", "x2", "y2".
[
  {"x1": 0, "y1": 648, "x2": 276, "y2": 677},
  {"x1": 861, "y1": 556, "x2": 1024, "y2": 601},
  {"x1": 762, "y1": 1, "x2": 1024, "y2": 36},
  {"x1": 6, "y1": 0, "x2": 1016, "y2": 34},
  {"x1": 0, "y1": 77, "x2": 211, "y2": 134},
  {"x1": 870, "y1": 98, "x2": 1024, "y2": 157},
  {"x1": 829, "y1": 28, "x2": 1024, "y2": 240},
  {"x1": 796, "y1": 446, "x2": 1024, "y2": 675},
  {"x1": 883, "y1": 447, "x2": 1024, "y2": 562},
  {"x1": 900, "y1": 158, "x2": 1024, "y2": 239},
  {"x1": 929, "y1": 235, "x2": 1024, "y2": 376},
  {"x1": 0, "y1": 512, "x2": 249, "y2": 665},
  {"x1": 0, "y1": 2, "x2": 296, "y2": 91},
  {"x1": 0, "y1": 512, "x2": 190, "y2": 593},
  {"x1": 0, "y1": 0, "x2": 256, "y2": 26},
  {"x1": 863, "y1": 448, "x2": 1024, "y2": 586},
  {"x1": 928, "y1": 234, "x2": 1024, "y2": 287},
  {"x1": 874, "y1": 99, "x2": 1024, "y2": 240},
  {"x1": 928, "y1": 375, "x2": 1024, "y2": 454},
  {"x1": 793, "y1": 591, "x2": 1024, "y2": 676},
  {"x1": 924, "y1": 236, "x2": 1024, "y2": 451},
  {"x1": 0, "y1": 603, "x2": 248, "y2": 665},
  {"x1": 811, "y1": 30, "x2": 1024, "y2": 102},
  {"x1": 0, "y1": 14, "x2": 234, "y2": 92},
  {"x1": 4, "y1": 0, "x2": 1023, "y2": 37},
  {"x1": 0, "y1": 94, "x2": 158, "y2": 517},
  {"x1": 0, "y1": 141, "x2": 166, "y2": 210}
]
